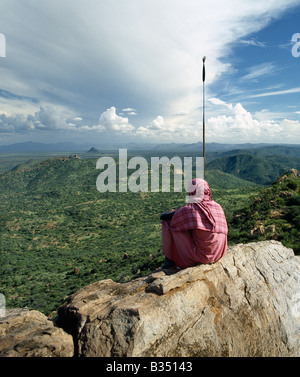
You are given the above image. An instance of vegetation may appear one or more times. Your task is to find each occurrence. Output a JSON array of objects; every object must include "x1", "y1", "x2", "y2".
[
  {"x1": 229, "y1": 169, "x2": 300, "y2": 254},
  {"x1": 0, "y1": 148, "x2": 299, "y2": 317},
  {"x1": 206, "y1": 153, "x2": 300, "y2": 185}
]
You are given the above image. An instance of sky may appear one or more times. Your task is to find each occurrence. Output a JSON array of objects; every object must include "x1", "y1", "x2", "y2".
[{"x1": 0, "y1": 0, "x2": 300, "y2": 147}]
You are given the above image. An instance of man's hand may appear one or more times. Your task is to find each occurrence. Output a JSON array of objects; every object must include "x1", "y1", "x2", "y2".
[{"x1": 160, "y1": 210, "x2": 176, "y2": 221}]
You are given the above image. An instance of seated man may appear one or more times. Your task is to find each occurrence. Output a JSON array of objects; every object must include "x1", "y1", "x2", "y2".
[{"x1": 161, "y1": 178, "x2": 228, "y2": 269}]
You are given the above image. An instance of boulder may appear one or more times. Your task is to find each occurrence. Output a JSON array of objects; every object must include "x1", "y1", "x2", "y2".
[
  {"x1": 0, "y1": 308, "x2": 74, "y2": 357},
  {"x1": 57, "y1": 241, "x2": 300, "y2": 357}
]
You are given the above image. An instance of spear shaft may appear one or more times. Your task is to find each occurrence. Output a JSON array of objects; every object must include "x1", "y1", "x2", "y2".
[{"x1": 202, "y1": 56, "x2": 206, "y2": 178}]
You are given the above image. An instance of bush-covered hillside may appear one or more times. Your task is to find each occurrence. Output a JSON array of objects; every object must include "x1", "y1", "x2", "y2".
[
  {"x1": 0, "y1": 152, "x2": 299, "y2": 317},
  {"x1": 206, "y1": 153, "x2": 300, "y2": 185},
  {"x1": 229, "y1": 169, "x2": 300, "y2": 254},
  {"x1": 0, "y1": 154, "x2": 260, "y2": 315}
]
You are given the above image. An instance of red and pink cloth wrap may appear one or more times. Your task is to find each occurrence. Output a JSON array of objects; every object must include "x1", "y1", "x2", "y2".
[{"x1": 161, "y1": 178, "x2": 228, "y2": 268}]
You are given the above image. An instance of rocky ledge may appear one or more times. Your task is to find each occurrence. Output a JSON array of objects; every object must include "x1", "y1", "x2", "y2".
[
  {"x1": 1, "y1": 241, "x2": 300, "y2": 357},
  {"x1": 0, "y1": 308, "x2": 73, "y2": 357}
]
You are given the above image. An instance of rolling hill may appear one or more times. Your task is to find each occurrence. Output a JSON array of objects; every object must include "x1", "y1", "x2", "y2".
[
  {"x1": 0, "y1": 154, "x2": 261, "y2": 315},
  {"x1": 0, "y1": 151, "x2": 298, "y2": 316},
  {"x1": 206, "y1": 153, "x2": 300, "y2": 185},
  {"x1": 204, "y1": 169, "x2": 260, "y2": 189},
  {"x1": 1, "y1": 140, "x2": 299, "y2": 155},
  {"x1": 229, "y1": 169, "x2": 300, "y2": 254}
]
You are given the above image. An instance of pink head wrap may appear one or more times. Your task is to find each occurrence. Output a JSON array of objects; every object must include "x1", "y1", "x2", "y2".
[
  {"x1": 171, "y1": 178, "x2": 228, "y2": 234},
  {"x1": 187, "y1": 178, "x2": 211, "y2": 203}
]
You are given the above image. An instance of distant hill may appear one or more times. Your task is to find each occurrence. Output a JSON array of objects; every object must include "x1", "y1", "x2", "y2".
[
  {"x1": 205, "y1": 169, "x2": 260, "y2": 189},
  {"x1": 229, "y1": 169, "x2": 300, "y2": 254},
  {"x1": 150, "y1": 141, "x2": 271, "y2": 152},
  {"x1": 206, "y1": 153, "x2": 300, "y2": 185},
  {"x1": 1, "y1": 140, "x2": 299, "y2": 154},
  {"x1": 0, "y1": 156, "x2": 97, "y2": 195},
  {"x1": 10, "y1": 159, "x2": 39, "y2": 172},
  {"x1": 208, "y1": 145, "x2": 300, "y2": 159},
  {"x1": 0, "y1": 141, "x2": 92, "y2": 153},
  {"x1": 87, "y1": 147, "x2": 101, "y2": 153},
  {"x1": 0, "y1": 155, "x2": 258, "y2": 195},
  {"x1": 150, "y1": 142, "x2": 300, "y2": 154}
]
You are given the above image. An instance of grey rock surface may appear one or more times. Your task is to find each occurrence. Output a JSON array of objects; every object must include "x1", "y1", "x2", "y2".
[
  {"x1": 0, "y1": 308, "x2": 74, "y2": 357},
  {"x1": 57, "y1": 241, "x2": 300, "y2": 357}
]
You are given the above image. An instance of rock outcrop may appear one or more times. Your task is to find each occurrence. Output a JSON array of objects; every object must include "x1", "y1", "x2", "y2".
[
  {"x1": 1, "y1": 241, "x2": 299, "y2": 357},
  {"x1": 0, "y1": 308, "x2": 74, "y2": 357},
  {"x1": 56, "y1": 240, "x2": 300, "y2": 357}
]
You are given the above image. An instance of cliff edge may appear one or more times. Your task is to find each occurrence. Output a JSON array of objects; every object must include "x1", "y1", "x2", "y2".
[
  {"x1": 1, "y1": 240, "x2": 300, "y2": 357},
  {"x1": 57, "y1": 240, "x2": 300, "y2": 357}
]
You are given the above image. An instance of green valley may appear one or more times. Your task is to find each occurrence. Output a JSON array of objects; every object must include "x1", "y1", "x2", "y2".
[{"x1": 0, "y1": 146, "x2": 299, "y2": 316}]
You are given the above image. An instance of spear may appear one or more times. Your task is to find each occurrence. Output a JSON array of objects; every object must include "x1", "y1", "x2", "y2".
[{"x1": 202, "y1": 56, "x2": 206, "y2": 178}]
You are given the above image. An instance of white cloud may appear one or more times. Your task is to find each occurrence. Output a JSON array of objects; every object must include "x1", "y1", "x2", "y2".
[
  {"x1": 238, "y1": 38, "x2": 267, "y2": 48},
  {"x1": 248, "y1": 87, "x2": 300, "y2": 98},
  {"x1": 241, "y1": 62, "x2": 278, "y2": 81},
  {"x1": 2, "y1": 1, "x2": 300, "y2": 112},
  {"x1": 122, "y1": 108, "x2": 137, "y2": 115},
  {"x1": 0, "y1": 104, "x2": 87, "y2": 135},
  {"x1": 0, "y1": 105, "x2": 134, "y2": 137},
  {"x1": 131, "y1": 95, "x2": 300, "y2": 144},
  {"x1": 97, "y1": 107, "x2": 135, "y2": 133},
  {"x1": 208, "y1": 103, "x2": 262, "y2": 139},
  {"x1": 0, "y1": 113, "x2": 32, "y2": 134},
  {"x1": 29, "y1": 105, "x2": 76, "y2": 131},
  {"x1": 119, "y1": 108, "x2": 137, "y2": 116},
  {"x1": 148, "y1": 116, "x2": 165, "y2": 130},
  {"x1": 136, "y1": 115, "x2": 201, "y2": 141},
  {"x1": 1, "y1": 99, "x2": 299, "y2": 144},
  {"x1": 136, "y1": 116, "x2": 166, "y2": 138},
  {"x1": 77, "y1": 124, "x2": 105, "y2": 132},
  {"x1": 208, "y1": 98, "x2": 228, "y2": 107},
  {"x1": 1, "y1": 0, "x2": 300, "y2": 144},
  {"x1": 207, "y1": 98, "x2": 300, "y2": 143}
]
